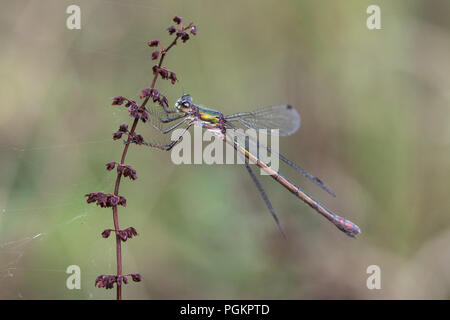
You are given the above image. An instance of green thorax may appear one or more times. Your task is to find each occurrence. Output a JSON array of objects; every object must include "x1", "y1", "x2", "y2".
[{"x1": 197, "y1": 106, "x2": 222, "y2": 124}]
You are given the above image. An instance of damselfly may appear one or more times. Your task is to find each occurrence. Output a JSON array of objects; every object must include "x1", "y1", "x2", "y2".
[{"x1": 137, "y1": 94, "x2": 361, "y2": 238}]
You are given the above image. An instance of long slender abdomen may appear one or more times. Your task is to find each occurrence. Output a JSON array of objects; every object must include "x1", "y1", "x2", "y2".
[{"x1": 239, "y1": 143, "x2": 361, "y2": 237}]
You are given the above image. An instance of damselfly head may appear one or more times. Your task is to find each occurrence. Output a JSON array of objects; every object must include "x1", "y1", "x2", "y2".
[{"x1": 175, "y1": 94, "x2": 193, "y2": 111}]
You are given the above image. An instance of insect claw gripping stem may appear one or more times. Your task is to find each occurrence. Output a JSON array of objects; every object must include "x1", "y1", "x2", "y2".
[{"x1": 86, "y1": 16, "x2": 198, "y2": 300}]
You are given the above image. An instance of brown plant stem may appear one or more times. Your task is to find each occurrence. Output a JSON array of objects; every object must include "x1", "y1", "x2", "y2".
[{"x1": 110, "y1": 34, "x2": 180, "y2": 300}]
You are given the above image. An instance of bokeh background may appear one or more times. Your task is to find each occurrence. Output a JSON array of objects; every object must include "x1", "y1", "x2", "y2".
[{"x1": 1, "y1": 0, "x2": 449, "y2": 299}]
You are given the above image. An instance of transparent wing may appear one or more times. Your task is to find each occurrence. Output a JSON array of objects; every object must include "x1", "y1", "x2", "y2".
[
  {"x1": 144, "y1": 103, "x2": 181, "y2": 132},
  {"x1": 225, "y1": 105, "x2": 301, "y2": 136}
]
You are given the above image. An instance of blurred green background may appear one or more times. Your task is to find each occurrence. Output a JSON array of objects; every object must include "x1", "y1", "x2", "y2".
[{"x1": 1, "y1": 0, "x2": 450, "y2": 299}]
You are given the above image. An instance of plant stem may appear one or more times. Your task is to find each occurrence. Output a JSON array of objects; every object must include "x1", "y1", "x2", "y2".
[
  {"x1": 110, "y1": 34, "x2": 180, "y2": 300},
  {"x1": 112, "y1": 117, "x2": 138, "y2": 300}
]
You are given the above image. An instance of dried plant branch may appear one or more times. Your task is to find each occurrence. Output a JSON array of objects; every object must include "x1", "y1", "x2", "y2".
[{"x1": 85, "y1": 16, "x2": 197, "y2": 300}]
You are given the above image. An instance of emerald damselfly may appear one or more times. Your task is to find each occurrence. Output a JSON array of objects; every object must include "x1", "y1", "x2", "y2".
[{"x1": 135, "y1": 94, "x2": 361, "y2": 238}]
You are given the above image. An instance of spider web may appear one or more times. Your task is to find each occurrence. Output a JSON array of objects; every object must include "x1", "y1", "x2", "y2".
[
  {"x1": 0, "y1": 137, "x2": 115, "y2": 299},
  {"x1": 0, "y1": 110, "x2": 184, "y2": 299}
]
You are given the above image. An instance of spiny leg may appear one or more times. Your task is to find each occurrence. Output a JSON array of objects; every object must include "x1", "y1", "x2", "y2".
[
  {"x1": 125, "y1": 118, "x2": 189, "y2": 149},
  {"x1": 160, "y1": 100, "x2": 178, "y2": 115},
  {"x1": 154, "y1": 105, "x2": 186, "y2": 122},
  {"x1": 158, "y1": 113, "x2": 187, "y2": 123},
  {"x1": 129, "y1": 122, "x2": 194, "y2": 151},
  {"x1": 143, "y1": 99, "x2": 183, "y2": 126},
  {"x1": 144, "y1": 113, "x2": 188, "y2": 134},
  {"x1": 150, "y1": 117, "x2": 189, "y2": 134}
]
